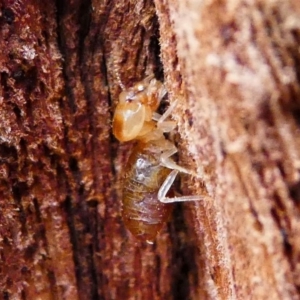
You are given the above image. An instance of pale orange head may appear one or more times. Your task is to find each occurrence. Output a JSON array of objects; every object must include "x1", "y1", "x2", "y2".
[{"x1": 112, "y1": 76, "x2": 165, "y2": 142}]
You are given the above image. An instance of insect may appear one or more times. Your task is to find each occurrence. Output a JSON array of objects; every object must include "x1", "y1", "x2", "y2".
[{"x1": 112, "y1": 75, "x2": 201, "y2": 244}]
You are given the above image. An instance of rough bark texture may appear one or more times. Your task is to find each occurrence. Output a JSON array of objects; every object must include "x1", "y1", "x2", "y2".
[
  {"x1": 0, "y1": 0, "x2": 300, "y2": 299},
  {"x1": 155, "y1": 1, "x2": 300, "y2": 299}
]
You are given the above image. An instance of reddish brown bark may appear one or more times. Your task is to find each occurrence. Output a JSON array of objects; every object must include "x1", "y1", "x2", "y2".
[
  {"x1": 0, "y1": 0, "x2": 300, "y2": 299},
  {"x1": 155, "y1": 0, "x2": 300, "y2": 298}
]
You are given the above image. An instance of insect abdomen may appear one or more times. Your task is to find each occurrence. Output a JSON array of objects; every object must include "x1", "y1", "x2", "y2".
[
  {"x1": 122, "y1": 188, "x2": 172, "y2": 243},
  {"x1": 122, "y1": 143, "x2": 172, "y2": 243}
]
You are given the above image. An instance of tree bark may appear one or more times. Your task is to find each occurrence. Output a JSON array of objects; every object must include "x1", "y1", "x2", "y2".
[{"x1": 1, "y1": 0, "x2": 300, "y2": 299}]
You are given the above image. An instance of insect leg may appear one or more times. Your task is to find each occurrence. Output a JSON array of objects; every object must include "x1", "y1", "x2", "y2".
[
  {"x1": 152, "y1": 101, "x2": 177, "y2": 133},
  {"x1": 148, "y1": 77, "x2": 167, "y2": 102},
  {"x1": 146, "y1": 76, "x2": 167, "y2": 105},
  {"x1": 158, "y1": 121, "x2": 177, "y2": 133},
  {"x1": 152, "y1": 115, "x2": 175, "y2": 133},
  {"x1": 158, "y1": 170, "x2": 204, "y2": 203},
  {"x1": 158, "y1": 83, "x2": 167, "y2": 102},
  {"x1": 160, "y1": 146, "x2": 192, "y2": 174},
  {"x1": 157, "y1": 100, "x2": 178, "y2": 124}
]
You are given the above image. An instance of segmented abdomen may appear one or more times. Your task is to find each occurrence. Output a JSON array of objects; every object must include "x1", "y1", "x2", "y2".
[{"x1": 122, "y1": 142, "x2": 172, "y2": 243}]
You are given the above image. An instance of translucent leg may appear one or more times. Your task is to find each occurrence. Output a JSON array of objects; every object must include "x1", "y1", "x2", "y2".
[
  {"x1": 157, "y1": 100, "x2": 178, "y2": 124},
  {"x1": 158, "y1": 170, "x2": 204, "y2": 203},
  {"x1": 152, "y1": 112, "x2": 161, "y2": 121},
  {"x1": 152, "y1": 100, "x2": 177, "y2": 133},
  {"x1": 160, "y1": 147, "x2": 192, "y2": 174},
  {"x1": 143, "y1": 74, "x2": 155, "y2": 82},
  {"x1": 158, "y1": 85, "x2": 167, "y2": 102},
  {"x1": 147, "y1": 76, "x2": 167, "y2": 103}
]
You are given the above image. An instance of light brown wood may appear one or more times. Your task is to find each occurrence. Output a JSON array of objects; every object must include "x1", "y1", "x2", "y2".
[{"x1": 155, "y1": 0, "x2": 300, "y2": 298}]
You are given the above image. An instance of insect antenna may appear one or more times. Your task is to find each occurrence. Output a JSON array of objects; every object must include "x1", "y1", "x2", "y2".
[
  {"x1": 112, "y1": 43, "x2": 126, "y2": 91},
  {"x1": 114, "y1": 64, "x2": 126, "y2": 91}
]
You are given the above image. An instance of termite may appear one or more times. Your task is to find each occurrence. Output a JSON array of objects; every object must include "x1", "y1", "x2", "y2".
[{"x1": 112, "y1": 75, "x2": 201, "y2": 244}]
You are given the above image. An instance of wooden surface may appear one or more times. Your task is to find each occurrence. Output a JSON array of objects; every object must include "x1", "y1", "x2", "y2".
[{"x1": 0, "y1": 0, "x2": 300, "y2": 299}]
